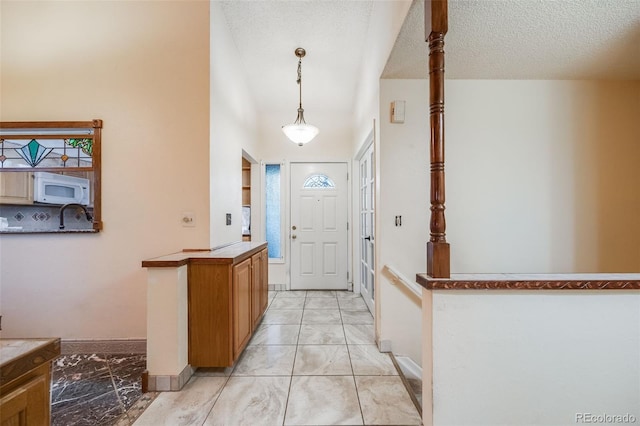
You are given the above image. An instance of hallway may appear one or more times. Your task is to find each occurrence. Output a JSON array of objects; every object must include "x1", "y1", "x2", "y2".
[{"x1": 133, "y1": 291, "x2": 421, "y2": 425}]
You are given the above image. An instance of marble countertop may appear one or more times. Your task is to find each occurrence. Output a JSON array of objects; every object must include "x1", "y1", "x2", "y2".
[
  {"x1": 142, "y1": 241, "x2": 268, "y2": 268},
  {"x1": 416, "y1": 273, "x2": 640, "y2": 290},
  {"x1": 1, "y1": 338, "x2": 61, "y2": 386}
]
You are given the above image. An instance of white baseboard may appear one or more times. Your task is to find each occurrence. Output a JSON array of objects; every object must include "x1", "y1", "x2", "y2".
[
  {"x1": 395, "y1": 355, "x2": 422, "y2": 380},
  {"x1": 378, "y1": 339, "x2": 392, "y2": 353}
]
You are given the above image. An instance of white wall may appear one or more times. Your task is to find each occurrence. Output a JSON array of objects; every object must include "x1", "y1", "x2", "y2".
[
  {"x1": 210, "y1": 2, "x2": 259, "y2": 248},
  {"x1": 259, "y1": 113, "x2": 353, "y2": 287},
  {"x1": 377, "y1": 79, "x2": 429, "y2": 364},
  {"x1": 447, "y1": 80, "x2": 640, "y2": 273},
  {"x1": 352, "y1": 0, "x2": 412, "y2": 152},
  {"x1": 430, "y1": 291, "x2": 640, "y2": 425},
  {"x1": 377, "y1": 78, "x2": 640, "y2": 367},
  {"x1": 0, "y1": 1, "x2": 210, "y2": 339}
]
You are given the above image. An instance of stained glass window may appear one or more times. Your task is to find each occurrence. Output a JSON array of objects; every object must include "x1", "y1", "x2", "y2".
[
  {"x1": 0, "y1": 132, "x2": 93, "y2": 169},
  {"x1": 265, "y1": 164, "x2": 282, "y2": 259},
  {"x1": 303, "y1": 174, "x2": 335, "y2": 188}
]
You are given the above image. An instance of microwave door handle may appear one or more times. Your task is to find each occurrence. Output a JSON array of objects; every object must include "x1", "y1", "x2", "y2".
[{"x1": 74, "y1": 184, "x2": 85, "y2": 203}]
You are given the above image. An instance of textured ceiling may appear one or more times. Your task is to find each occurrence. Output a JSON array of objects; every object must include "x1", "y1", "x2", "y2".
[
  {"x1": 219, "y1": 0, "x2": 640, "y2": 127},
  {"x1": 219, "y1": 1, "x2": 373, "y2": 119},
  {"x1": 384, "y1": 0, "x2": 640, "y2": 79}
]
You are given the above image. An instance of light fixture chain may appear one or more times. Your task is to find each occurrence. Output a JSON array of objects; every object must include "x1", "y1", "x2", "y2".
[{"x1": 297, "y1": 58, "x2": 302, "y2": 110}]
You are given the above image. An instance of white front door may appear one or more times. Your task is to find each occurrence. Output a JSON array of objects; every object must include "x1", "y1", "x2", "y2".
[
  {"x1": 290, "y1": 163, "x2": 348, "y2": 290},
  {"x1": 359, "y1": 143, "x2": 375, "y2": 312}
]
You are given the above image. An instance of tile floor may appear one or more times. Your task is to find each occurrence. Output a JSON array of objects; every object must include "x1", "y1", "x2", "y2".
[
  {"x1": 133, "y1": 290, "x2": 422, "y2": 426},
  {"x1": 51, "y1": 353, "x2": 148, "y2": 425}
]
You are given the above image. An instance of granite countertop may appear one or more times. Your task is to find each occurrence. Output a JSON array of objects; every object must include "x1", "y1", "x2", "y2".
[
  {"x1": 416, "y1": 273, "x2": 640, "y2": 290},
  {"x1": 1, "y1": 338, "x2": 61, "y2": 386},
  {"x1": 0, "y1": 228, "x2": 98, "y2": 234},
  {"x1": 142, "y1": 241, "x2": 268, "y2": 268}
]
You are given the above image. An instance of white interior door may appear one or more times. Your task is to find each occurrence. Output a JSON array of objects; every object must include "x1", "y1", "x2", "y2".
[
  {"x1": 359, "y1": 143, "x2": 375, "y2": 312},
  {"x1": 290, "y1": 163, "x2": 348, "y2": 290}
]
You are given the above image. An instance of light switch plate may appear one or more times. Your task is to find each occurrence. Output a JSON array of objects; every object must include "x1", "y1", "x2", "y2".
[
  {"x1": 182, "y1": 211, "x2": 195, "y2": 227},
  {"x1": 391, "y1": 100, "x2": 405, "y2": 123},
  {"x1": 226, "y1": 213, "x2": 232, "y2": 225}
]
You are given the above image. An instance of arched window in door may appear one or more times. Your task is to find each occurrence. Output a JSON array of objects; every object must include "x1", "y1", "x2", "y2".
[{"x1": 303, "y1": 174, "x2": 335, "y2": 189}]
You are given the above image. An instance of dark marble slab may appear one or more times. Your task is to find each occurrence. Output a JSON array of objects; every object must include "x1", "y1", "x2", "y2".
[
  {"x1": 52, "y1": 391, "x2": 124, "y2": 426},
  {"x1": 51, "y1": 353, "x2": 146, "y2": 426}
]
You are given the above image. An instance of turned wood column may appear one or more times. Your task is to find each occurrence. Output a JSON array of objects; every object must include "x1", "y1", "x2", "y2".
[{"x1": 425, "y1": 0, "x2": 450, "y2": 278}]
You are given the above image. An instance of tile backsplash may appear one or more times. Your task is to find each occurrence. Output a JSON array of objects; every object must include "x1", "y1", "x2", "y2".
[{"x1": 0, "y1": 204, "x2": 94, "y2": 232}]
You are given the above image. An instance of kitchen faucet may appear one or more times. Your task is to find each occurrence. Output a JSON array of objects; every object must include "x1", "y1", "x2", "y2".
[{"x1": 59, "y1": 203, "x2": 93, "y2": 229}]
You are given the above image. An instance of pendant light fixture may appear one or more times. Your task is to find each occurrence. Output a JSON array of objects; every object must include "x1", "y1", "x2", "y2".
[{"x1": 282, "y1": 47, "x2": 319, "y2": 146}]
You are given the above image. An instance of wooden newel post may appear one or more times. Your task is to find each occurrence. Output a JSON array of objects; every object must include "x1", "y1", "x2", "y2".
[{"x1": 425, "y1": 0, "x2": 450, "y2": 278}]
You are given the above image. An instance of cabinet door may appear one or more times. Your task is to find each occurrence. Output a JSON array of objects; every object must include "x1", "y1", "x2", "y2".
[
  {"x1": 260, "y1": 249, "x2": 269, "y2": 314},
  {"x1": 0, "y1": 172, "x2": 33, "y2": 205},
  {"x1": 0, "y1": 375, "x2": 47, "y2": 426},
  {"x1": 251, "y1": 252, "x2": 262, "y2": 329},
  {"x1": 233, "y1": 258, "x2": 252, "y2": 359}
]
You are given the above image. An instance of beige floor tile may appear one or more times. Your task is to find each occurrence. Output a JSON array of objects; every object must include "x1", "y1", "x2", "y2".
[
  {"x1": 249, "y1": 324, "x2": 300, "y2": 345},
  {"x1": 348, "y1": 345, "x2": 398, "y2": 375},
  {"x1": 305, "y1": 290, "x2": 337, "y2": 298},
  {"x1": 276, "y1": 290, "x2": 307, "y2": 298},
  {"x1": 298, "y1": 324, "x2": 346, "y2": 345},
  {"x1": 269, "y1": 297, "x2": 306, "y2": 310},
  {"x1": 284, "y1": 376, "x2": 363, "y2": 425},
  {"x1": 133, "y1": 377, "x2": 226, "y2": 426},
  {"x1": 341, "y1": 309, "x2": 373, "y2": 324},
  {"x1": 335, "y1": 291, "x2": 362, "y2": 299},
  {"x1": 304, "y1": 298, "x2": 339, "y2": 309},
  {"x1": 262, "y1": 309, "x2": 303, "y2": 325},
  {"x1": 355, "y1": 376, "x2": 422, "y2": 425},
  {"x1": 233, "y1": 345, "x2": 296, "y2": 376},
  {"x1": 302, "y1": 309, "x2": 342, "y2": 324},
  {"x1": 293, "y1": 345, "x2": 352, "y2": 375},
  {"x1": 337, "y1": 297, "x2": 368, "y2": 311},
  {"x1": 194, "y1": 366, "x2": 233, "y2": 377},
  {"x1": 204, "y1": 376, "x2": 290, "y2": 426},
  {"x1": 343, "y1": 324, "x2": 375, "y2": 345}
]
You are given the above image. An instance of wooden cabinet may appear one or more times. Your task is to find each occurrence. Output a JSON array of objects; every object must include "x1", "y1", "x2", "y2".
[
  {"x1": 0, "y1": 172, "x2": 33, "y2": 205},
  {"x1": 233, "y1": 258, "x2": 252, "y2": 359},
  {"x1": 251, "y1": 249, "x2": 268, "y2": 330},
  {"x1": 0, "y1": 339, "x2": 60, "y2": 426},
  {"x1": 1, "y1": 368, "x2": 47, "y2": 426},
  {"x1": 188, "y1": 244, "x2": 268, "y2": 367}
]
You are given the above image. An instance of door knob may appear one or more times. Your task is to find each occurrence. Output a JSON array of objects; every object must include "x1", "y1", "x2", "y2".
[{"x1": 292, "y1": 234, "x2": 297, "y2": 239}]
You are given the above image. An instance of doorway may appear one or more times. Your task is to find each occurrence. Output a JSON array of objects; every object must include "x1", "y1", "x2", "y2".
[{"x1": 290, "y1": 163, "x2": 348, "y2": 290}]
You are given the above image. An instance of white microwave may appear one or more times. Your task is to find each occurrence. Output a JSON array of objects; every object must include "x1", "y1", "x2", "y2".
[{"x1": 34, "y1": 172, "x2": 90, "y2": 206}]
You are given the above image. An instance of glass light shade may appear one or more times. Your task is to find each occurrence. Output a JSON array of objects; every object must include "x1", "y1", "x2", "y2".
[{"x1": 282, "y1": 123, "x2": 319, "y2": 146}]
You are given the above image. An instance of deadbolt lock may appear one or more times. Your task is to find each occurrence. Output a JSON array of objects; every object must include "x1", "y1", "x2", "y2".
[{"x1": 292, "y1": 225, "x2": 297, "y2": 230}]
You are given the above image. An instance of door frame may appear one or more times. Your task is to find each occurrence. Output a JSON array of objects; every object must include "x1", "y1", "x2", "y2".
[
  {"x1": 352, "y1": 129, "x2": 375, "y2": 297},
  {"x1": 288, "y1": 161, "x2": 352, "y2": 291}
]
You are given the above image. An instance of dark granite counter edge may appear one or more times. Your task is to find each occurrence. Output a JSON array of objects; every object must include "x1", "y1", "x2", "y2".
[
  {"x1": 0, "y1": 338, "x2": 61, "y2": 387},
  {"x1": 1, "y1": 229, "x2": 98, "y2": 234},
  {"x1": 416, "y1": 273, "x2": 640, "y2": 290}
]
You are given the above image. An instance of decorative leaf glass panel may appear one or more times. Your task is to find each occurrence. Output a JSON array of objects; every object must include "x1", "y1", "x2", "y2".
[
  {"x1": 265, "y1": 164, "x2": 282, "y2": 259},
  {"x1": 303, "y1": 174, "x2": 335, "y2": 189},
  {"x1": 0, "y1": 136, "x2": 93, "y2": 169}
]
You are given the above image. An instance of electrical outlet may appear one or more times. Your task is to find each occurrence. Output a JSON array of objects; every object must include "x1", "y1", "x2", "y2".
[
  {"x1": 395, "y1": 215, "x2": 402, "y2": 226},
  {"x1": 226, "y1": 213, "x2": 232, "y2": 225},
  {"x1": 182, "y1": 212, "x2": 195, "y2": 227}
]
